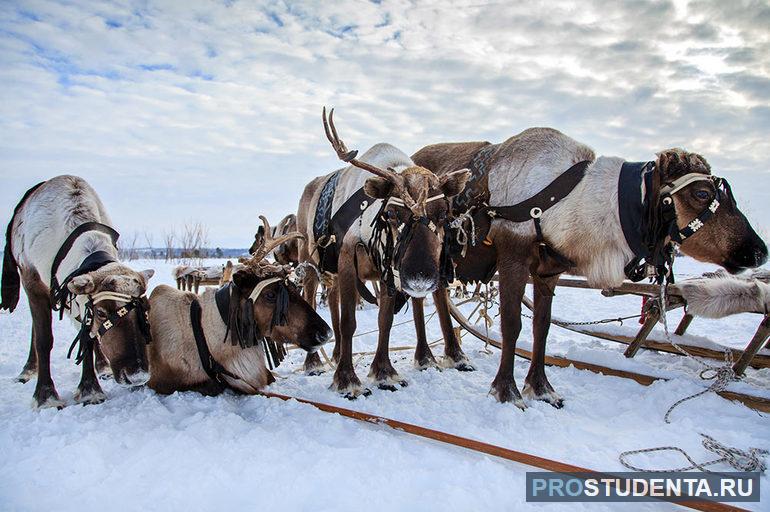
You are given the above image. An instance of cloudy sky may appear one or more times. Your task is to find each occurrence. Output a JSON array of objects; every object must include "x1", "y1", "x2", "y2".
[{"x1": 1, "y1": 0, "x2": 768, "y2": 248}]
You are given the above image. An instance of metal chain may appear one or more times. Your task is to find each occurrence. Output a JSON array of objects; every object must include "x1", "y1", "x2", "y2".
[{"x1": 520, "y1": 310, "x2": 642, "y2": 327}]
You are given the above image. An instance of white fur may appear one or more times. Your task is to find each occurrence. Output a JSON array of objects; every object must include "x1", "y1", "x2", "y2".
[{"x1": 680, "y1": 273, "x2": 770, "y2": 318}]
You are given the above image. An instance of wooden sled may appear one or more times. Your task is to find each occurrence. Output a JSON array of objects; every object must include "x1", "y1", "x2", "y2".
[
  {"x1": 533, "y1": 278, "x2": 770, "y2": 376},
  {"x1": 446, "y1": 297, "x2": 770, "y2": 414}
]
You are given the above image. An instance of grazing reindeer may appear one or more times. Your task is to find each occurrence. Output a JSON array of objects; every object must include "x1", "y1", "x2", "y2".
[
  {"x1": 249, "y1": 214, "x2": 300, "y2": 266},
  {"x1": 1, "y1": 176, "x2": 155, "y2": 408},
  {"x1": 148, "y1": 217, "x2": 332, "y2": 395},
  {"x1": 296, "y1": 109, "x2": 470, "y2": 397},
  {"x1": 412, "y1": 128, "x2": 768, "y2": 408}
]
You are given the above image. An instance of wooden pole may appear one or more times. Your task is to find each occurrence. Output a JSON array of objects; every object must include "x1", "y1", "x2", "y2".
[{"x1": 733, "y1": 315, "x2": 770, "y2": 377}]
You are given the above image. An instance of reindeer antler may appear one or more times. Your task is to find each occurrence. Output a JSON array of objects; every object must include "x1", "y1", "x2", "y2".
[
  {"x1": 322, "y1": 107, "x2": 397, "y2": 180},
  {"x1": 250, "y1": 215, "x2": 305, "y2": 263}
]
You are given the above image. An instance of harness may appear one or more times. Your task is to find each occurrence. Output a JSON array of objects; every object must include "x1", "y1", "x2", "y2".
[
  {"x1": 46, "y1": 222, "x2": 151, "y2": 365},
  {"x1": 619, "y1": 161, "x2": 730, "y2": 284},
  {"x1": 368, "y1": 193, "x2": 453, "y2": 302},
  {"x1": 213, "y1": 279, "x2": 290, "y2": 371}
]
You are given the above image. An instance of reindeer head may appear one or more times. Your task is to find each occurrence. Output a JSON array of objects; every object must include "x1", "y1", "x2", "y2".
[
  {"x1": 229, "y1": 217, "x2": 331, "y2": 355},
  {"x1": 323, "y1": 107, "x2": 470, "y2": 297},
  {"x1": 655, "y1": 149, "x2": 767, "y2": 273},
  {"x1": 67, "y1": 264, "x2": 154, "y2": 386}
]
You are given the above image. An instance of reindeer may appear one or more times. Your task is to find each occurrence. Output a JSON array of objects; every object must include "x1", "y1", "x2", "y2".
[
  {"x1": 412, "y1": 128, "x2": 768, "y2": 408},
  {"x1": 249, "y1": 214, "x2": 300, "y2": 266},
  {"x1": 147, "y1": 216, "x2": 332, "y2": 395},
  {"x1": 1, "y1": 176, "x2": 155, "y2": 408},
  {"x1": 295, "y1": 109, "x2": 470, "y2": 397}
]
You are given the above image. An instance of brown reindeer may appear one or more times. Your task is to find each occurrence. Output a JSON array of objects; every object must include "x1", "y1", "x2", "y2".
[
  {"x1": 249, "y1": 214, "x2": 300, "y2": 266},
  {"x1": 148, "y1": 217, "x2": 332, "y2": 395},
  {"x1": 2, "y1": 176, "x2": 155, "y2": 408},
  {"x1": 295, "y1": 109, "x2": 470, "y2": 397},
  {"x1": 412, "y1": 128, "x2": 768, "y2": 408}
]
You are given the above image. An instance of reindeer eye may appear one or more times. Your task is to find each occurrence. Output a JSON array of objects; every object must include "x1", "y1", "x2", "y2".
[
  {"x1": 386, "y1": 209, "x2": 398, "y2": 221},
  {"x1": 264, "y1": 290, "x2": 277, "y2": 303},
  {"x1": 693, "y1": 189, "x2": 710, "y2": 201},
  {"x1": 95, "y1": 309, "x2": 108, "y2": 320}
]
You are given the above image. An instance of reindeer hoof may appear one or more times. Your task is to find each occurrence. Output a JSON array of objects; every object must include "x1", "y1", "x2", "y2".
[
  {"x1": 440, "y1": 355, "x2": 475, "y2": 372},
  {"x1": 343, "y1": 387, "x2": 372, "y2": 400},
  {"x1": 489, "y1": 379, "x2": 526, "y2": 410},
  {"x1": 414, "y1": 356, "x2": 440, "y2": 371},
  {"x1": 523, "y1": 383, "x2": 564, "y2": 409},
  {"x1": 33, "y1": 386, "x2": 65, "y2": 409},
  {"x1": 74, "y1": 387, "x2": 107, "y2": 405},
  {"x1": 16, "y1": 368, "x2": 36, "y2": 383},
  {"x1": 377, "y1": 380, "x2": 408, "y2": 392}
]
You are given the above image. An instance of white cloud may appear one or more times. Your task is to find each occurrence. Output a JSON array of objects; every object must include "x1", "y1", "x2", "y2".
[{"x1": 1, "y1": 0, "x2": 768, "y2": 247}]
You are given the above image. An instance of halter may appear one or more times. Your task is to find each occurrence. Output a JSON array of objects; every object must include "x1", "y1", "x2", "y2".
[
  {"x1": 67, "y1": 290, "x2": 151, "y2": 364},
  {"x1": 621, "y1": 162, "x2": 732, "y2": 284},
  {"x1": 368, "y1": 192, "x2": 453, "y2": 297}
]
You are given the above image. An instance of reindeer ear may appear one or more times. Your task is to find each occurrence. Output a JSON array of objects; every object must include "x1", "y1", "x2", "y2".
[
  {"x1": 232, "y1": 269, "x2": 258, "y2": 290},
  {"x1": 364, "y1": 177, "x2": 395, "y2": 199},
  {"x1": 139, "y1": 269, "x2": 155, "y2": 285},
  {"x1": 439, "y1": 169, "x2": 471, "y2": 198},
  {"x1": 68, "y1": 275, "x2": 95, "y2": 295}
]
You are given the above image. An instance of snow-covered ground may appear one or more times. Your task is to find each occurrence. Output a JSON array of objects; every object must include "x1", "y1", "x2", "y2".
[{"x1": 1, "y1": 257, "x2": 768, "y2": 511}]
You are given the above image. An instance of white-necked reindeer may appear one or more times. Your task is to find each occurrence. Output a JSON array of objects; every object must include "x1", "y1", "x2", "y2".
[
  {"x1": 2, "y1": 176, "x2": 154, "y2": 408},
  {"x1": 413, "y1": 128, "x2": 768, "y2": 408}
]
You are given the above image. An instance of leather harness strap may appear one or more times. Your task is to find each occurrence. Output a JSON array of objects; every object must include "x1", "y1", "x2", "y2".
[
  {"x1": 190, "y1": 297, "x2": 240, "y2": 384},
  {"x1": 480, "y1": 160, "x2": 591, "y2": 222},
  {"x1": 50, "y1": 222, "x2": 120, "y2": 305}
]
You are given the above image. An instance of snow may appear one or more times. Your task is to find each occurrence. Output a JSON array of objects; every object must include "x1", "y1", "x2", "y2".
[{"x1": 1, "y1": 256, "x2": 768, "y2": 511}]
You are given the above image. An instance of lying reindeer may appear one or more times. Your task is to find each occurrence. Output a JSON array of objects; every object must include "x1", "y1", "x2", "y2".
[
  {"x1": 1, "y1": 175, "x2": 155, "y2": 408},
  {"x1": 249, "y1": 213, "x2": 300, "y2": 266},
  {"x1": 147, "y1": 217, "x2": 332, "y2": 395},
  {"x1": 295, "y1": 109, "x2": 470, "y2": 397},
  {"x1": 412, "y1": 128, "x2": 768, "y2": 408}
]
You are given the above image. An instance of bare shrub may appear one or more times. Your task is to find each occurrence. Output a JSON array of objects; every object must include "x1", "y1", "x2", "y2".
[
  {"x1": 180, "y1": 221, "x2": 209, "y2": 265},
  {"x1": 163, "y1": 228, "x2": 176, "y2": 263},
  {"x1": 118, "y1": 231, "x2": 139, "y2": 261}
]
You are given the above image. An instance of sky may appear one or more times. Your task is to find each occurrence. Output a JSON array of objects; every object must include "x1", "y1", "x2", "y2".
[{"x1": 1, "y1": 0, "x2": 769, "y2": 248}]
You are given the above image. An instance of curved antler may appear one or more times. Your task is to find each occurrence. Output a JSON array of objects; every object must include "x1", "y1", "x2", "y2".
[
  {"x1": 251, "y1": 215, "x2": 305, "y2": 263},
  {"x1": 322, "y1": 107, "x2": 397, "y2": 180}
]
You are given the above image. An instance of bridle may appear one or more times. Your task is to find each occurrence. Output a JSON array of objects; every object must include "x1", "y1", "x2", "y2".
[
  {"x1": 623, "y1": 162, "x2": 734, "y2": 284},
  {"x1": 369, "y1": 192, "x2": 454, "y2": 295},
  {"x1": 68, "y1": 290, "x2": 151, "y2": 364}
]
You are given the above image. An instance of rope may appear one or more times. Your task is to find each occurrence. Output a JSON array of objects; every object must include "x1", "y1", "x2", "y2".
[
  {"x1": 449, "y1": 210, "x2": 477, "y2": 252},
  {"x1": 617, "y1": 281, "x2": 767, "y2": 475},
  {"x1": 620, "y1": 434, "x2": 768, "y2": 473},
  {"x1": 657, "y1": 282, "x2": 737, "y2": 423}
]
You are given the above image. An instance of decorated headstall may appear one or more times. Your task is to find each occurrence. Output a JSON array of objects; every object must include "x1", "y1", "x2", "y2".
[
  {"x1": 221, "y1": 215, "x2": 304, "y2": 369},
  {"x1": 621, "y1": 160, "x2": 734, "y2": 284},
  {"x1": 321, "y1": 107, "x2": 454, "y2": 297},
  {"x1": 47, "y1": 222, "x2": 151, "y2": 365}
]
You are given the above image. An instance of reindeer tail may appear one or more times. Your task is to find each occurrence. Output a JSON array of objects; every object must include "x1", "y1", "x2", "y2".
[{"x1": 1, "y1": 181, "x2": 45, "y2": 313}]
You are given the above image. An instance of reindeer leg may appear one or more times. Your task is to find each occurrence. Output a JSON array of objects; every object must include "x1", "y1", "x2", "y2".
[
  {"x1": 369, "y1": 291, "x2": 406, "y2": 390},
  {"x1": 489, "y1": 256, "x2": 527, "y2": 409},
  {"x1": 433, "y1": 288, "x2": 474, "y2": 371},
  {"x1": 16, "y1": 329, "x2": 37, "y2": 383},
  {"x1": 523, "y1": 275, "x2": 563, "y2": 408},
  {"x1": 328, "y1": 283, "x2": 342, "y2": 364},
  {"x1": 412, "y1": 297, "x2": 438, "y2": 370},
  {"x1": 330, "y1": 250, "x2": 369, "y2": 398},
  {"x1": 74, "y1": 341, "x2": 106, "y2": 405},
  {"x1": 24, "y1": 277, "x2": 64, "y2": 408},
  {"x1": 303, "y1": 273, "x2": 327, "y2": 375}
]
